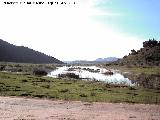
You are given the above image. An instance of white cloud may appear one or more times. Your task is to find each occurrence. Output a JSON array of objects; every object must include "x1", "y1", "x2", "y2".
[{"x1": 0, "y1": 0, "x2": 144, "y2": 61}]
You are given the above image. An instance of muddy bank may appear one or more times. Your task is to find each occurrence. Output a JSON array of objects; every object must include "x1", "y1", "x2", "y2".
[{"x1": 0, "y1": 96, "x2": 160, "y2": 120}]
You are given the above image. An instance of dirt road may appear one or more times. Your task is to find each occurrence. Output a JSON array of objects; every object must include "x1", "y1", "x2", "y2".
[{"x1": 0, "y1": 96, "x2": 160, "y2": 120}]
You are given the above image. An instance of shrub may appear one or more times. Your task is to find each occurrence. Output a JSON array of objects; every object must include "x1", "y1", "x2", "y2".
[
  {"x1": 131, "y1": 49, "x2": 137, "y2": 55},
  {"x1": 20, "y1": 92, "x2": 30, "y2": 96},
  {"x1": 21, "y1": 79, "x2": 28, "y2": 82},
  {"x1": 129, "y1": 87, "x2": 136, "y2": 90},
  {"x1": 32, "y1": 69, "x2": 48, "y2": 76},
  {"x1": 17, "y1": 69, "x2": 23, "y2": 72},
  {"x1": 59, "y1": 89, "x2": 69, "y2": 93},
  {"x1": 58, "y1": 73, "x2": 79, "y2": 79},
  {"x1": 33, "y1": 94, "x2": 45, "y2": 98},
  {"x1": 0, "y1": 65, "x2": 5, "y2": 71},
  {"x1": 90, "y1": 92, "x2": 96, "y2": 96},
  {"x1": 143, "y1": 39, "x2": 158, "y2": 48},
  {"x1": 41, "y1": 84, "x2": 50, "y2": 89},
  {"x1": 80, "y1": 93, "x2": 88, "y2": 97},
  {"x1": 103, "y1": 71, "x2": 113, "y2": 75}
]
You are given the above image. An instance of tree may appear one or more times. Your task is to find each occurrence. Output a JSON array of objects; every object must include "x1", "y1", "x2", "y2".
[
  {"x1": 143, "y1": 39, "x2": 158, "y2": 48},
  {"x1": 131, "y1": 49, "x2": 137, "y2": 55}
]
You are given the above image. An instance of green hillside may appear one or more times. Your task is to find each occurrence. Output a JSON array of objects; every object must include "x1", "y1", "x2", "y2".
[{"x1": 119, "y1": 39, "x2": 160, "y2": 67}]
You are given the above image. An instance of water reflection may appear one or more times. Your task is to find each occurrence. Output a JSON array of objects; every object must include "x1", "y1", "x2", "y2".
[{"x1": 48, "y1": 66, "x2": 134, "y2": 86}]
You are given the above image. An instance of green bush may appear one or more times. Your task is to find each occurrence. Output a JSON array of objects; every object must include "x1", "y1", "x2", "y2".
[{"x1": 33, "y1": 69, "x2": 48, "y2": 76}]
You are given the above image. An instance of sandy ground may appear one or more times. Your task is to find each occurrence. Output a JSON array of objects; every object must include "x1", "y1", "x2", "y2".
[{"x1": 0, "y1": 96, "x2": 160, "y2": 120}]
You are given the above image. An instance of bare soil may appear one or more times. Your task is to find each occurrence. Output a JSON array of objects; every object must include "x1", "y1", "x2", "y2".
[{"x1": 0, "y1": 96, "x2": 160, "y2": 120}]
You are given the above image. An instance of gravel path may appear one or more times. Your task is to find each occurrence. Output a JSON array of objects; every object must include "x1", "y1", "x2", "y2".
[{"x1": 0, "y1": 96, "x2": 160, "y2": 120}]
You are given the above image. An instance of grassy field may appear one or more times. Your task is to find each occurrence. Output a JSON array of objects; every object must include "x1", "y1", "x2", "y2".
[
  {"x1": 0, "y1": 71, "x2": 160, "y2": 104},
  {"x1": 0, "y1": 62, "x2": 59, "y2": 75}
]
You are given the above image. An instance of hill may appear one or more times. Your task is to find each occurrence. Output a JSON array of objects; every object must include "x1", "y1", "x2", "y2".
[
  {"x1": 64, "y1": 60, "x2": 98, "y2": 64},
  {"x1": 119, "y1": 39, "x2": 160, "y2": 66},
  {"x1": 95, "y1": 57, "x2": 119, "y2": 62},
  {"x1": 0, "y1": 39, "x2": 63, "y2": 64},
  {"x1": 64, "y1": 57, "x2": 119, "y2": 64}
]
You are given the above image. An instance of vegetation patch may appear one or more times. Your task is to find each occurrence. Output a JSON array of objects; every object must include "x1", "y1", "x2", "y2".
[
  {"x1": 59, "y1": 89, "x2": 69, "y2": 93},
  {"x1": 58, "y1": 73, "x2": 80, "y2": 79},
  {"x1": 111, "y1": 39, "x2": 160, "y2": 67},
  {"x1": 32, "y1": 69, "x2": 48, "y2": 76},
  {"x1": 0, "y1": 71, "x2": 160, "y2": 104},
  {"x1": 80, "y1": 93, "x2": 88, "y2": 97}
]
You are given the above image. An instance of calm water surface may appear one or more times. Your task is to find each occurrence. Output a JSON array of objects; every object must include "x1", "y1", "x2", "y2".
[{"x1": 48, "y1": 66, "x2": 134, "y2": 86}]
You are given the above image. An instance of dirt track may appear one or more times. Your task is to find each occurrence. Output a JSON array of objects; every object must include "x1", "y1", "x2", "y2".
[{"x1": 0, "y1": 96, "x2": 160, "y2": 120}]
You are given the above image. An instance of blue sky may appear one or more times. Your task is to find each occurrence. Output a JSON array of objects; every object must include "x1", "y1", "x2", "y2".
[
  {"x1": 93, "y1": 0, "x2": 160, "y2": 39},
  {"x1": 0, "y1": 0, "x2": 159, "y2": 61}
]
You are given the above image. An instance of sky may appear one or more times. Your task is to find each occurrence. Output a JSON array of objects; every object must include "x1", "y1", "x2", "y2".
[{"x1": 0, "y1": 0, "x2": 160, "y2": 61}]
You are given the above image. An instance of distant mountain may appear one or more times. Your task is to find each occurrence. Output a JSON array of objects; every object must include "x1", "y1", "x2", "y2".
[
  {"x1": 119, "y1": 39, "x2": 160, "y2": 66},
  {"x1": 95, "y1": 57, "x2": 119, "y2": 62},
  {"x1": 0, "y1": 39, "x2": 64, "y2": 64},
  {"x1": 64, "y1": 57, "x2": 119, "y2": 64},
  {"x1": 64, "y1": 60, "x2": 95, "y2": 64}
]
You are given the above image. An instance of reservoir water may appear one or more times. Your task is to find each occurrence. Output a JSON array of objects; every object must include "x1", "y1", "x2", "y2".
[{"x1": 48, "y1": 66, "x2": 134, "y2": 86}]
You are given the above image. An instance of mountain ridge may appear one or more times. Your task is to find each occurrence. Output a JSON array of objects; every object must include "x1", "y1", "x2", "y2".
[
  {"x1": 0, "y1": 39, "x2": 63, "y2": 64},
  {"x1": 64, "y1": 57, "x2": 119, "y2": 64},
  {"x1": 95, "y1": 57, "x2": 119, "y2": 62}
]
